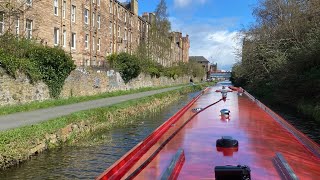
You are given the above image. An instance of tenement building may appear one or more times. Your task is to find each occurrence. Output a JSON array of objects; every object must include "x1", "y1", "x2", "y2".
[{"x1": 0, "y1": 0, "x2": 190, "y2": 67}]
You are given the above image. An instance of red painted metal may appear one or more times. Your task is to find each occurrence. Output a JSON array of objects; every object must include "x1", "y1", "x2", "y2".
[
  {"x1": 96, "y1": 88, "x2": 208, "y2": 180},
  {"x1": 97, "y1": 86, "x2": 320, "y2": 180},
  {"x1": 243, "y1": 90, "x2": 320, "y2": 159}
]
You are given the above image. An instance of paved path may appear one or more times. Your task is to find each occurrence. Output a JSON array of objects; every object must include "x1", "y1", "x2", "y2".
[{"x1": 0, "y1": 86, "x2": 185, "y2": 131}]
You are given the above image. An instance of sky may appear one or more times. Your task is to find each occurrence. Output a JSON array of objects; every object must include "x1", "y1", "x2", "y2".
[{"x1": 120, "y1": 0, "x2": 259, "y2": 70}]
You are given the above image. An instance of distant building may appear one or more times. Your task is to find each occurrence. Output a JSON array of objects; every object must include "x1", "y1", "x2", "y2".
[
  {"x1": 209, "y1": 63, "x2": 218, "y2": 73},
  {"x1": 189, "y1": 56, "x2": 210, "y2": 78},
  {"x1": 189, "y1": 56, "x2": 210, "y2": 71},
  {"x1": 170, "y1": 32, "x2": 190, "y2": 65}
]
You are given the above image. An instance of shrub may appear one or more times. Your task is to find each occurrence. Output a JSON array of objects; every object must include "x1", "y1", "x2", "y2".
[
  {"x1": 0, "y1": 34, "x2": 75, "y2": 98},
  {"x1": 27, "y1": 46, "x2": 76, "y2": 98},
  {"x1": 147, "y1": 67, "x2": 161, "y2": 78},
  {"x1": 0, "y1": 50, "x2": 42, "y2": 82},
  {"x1": 107, "y1": 52, "x2": 141, "y2": 83}
]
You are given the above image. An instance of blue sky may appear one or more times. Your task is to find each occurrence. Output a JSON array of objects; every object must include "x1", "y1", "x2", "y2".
[{"x1": 122, "y1": 0, "x2": 259, "y2": 70}]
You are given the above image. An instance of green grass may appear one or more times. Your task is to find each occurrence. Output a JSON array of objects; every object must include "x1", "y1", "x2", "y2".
[
  {"x1": 0, "y1": 85, "x2": 205, "y2": 168},
  {"x1": 0, "y1": 84, "x2": 188, "y2": 116}
]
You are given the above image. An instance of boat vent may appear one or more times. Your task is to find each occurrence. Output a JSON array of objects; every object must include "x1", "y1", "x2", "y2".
[
  {"x1": 216, "y1": 136, "x2": 238, "y2": 148},
  {"x1": 215, "y1": 165, "x2": 251, "y2": 180},
  {"x1": 220, "y1": 109, "x2": 230, "y2": 116}
]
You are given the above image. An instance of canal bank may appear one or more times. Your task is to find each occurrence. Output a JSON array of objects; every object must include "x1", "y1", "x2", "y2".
[
  {"x1": 0, "y1": 84, "x2": 208, "y2": 170},
  {"x1": 0, "y1": 91, "x2": 201, "y2": 179}
]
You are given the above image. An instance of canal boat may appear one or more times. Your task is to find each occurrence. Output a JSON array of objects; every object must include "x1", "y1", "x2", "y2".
[{"x1": 97, "y1": 82, "x2": 320, "y2": 180}]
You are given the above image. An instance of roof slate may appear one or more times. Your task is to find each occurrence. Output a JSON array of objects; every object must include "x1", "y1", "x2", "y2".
[{"x1": 189, "y1": 56, "x2": 209, "y2": 63}]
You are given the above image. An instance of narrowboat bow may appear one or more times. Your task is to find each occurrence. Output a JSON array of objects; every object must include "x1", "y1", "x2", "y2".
[{"x1": 97, "y1": 83, "x2": 320, "y2": 180}]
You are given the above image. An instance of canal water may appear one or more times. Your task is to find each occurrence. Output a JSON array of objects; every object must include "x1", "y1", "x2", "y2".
[
  {"x1": 0, "y1": 92, "x2": 200, "y2": 179},
  {"x1": 269, "y1": 105, "x2": 320, "y2": 145}
]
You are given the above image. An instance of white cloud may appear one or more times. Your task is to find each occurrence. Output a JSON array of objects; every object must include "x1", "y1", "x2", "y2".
[
  {"x1": 170, "y1": 17, "x2": 242, "y2": 70},
  {"x1": 174, "y1": 0, "x2": 207, "y2": 8}
]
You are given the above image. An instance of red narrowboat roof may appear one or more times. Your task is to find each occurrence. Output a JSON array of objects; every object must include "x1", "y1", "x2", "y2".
[{"x1": 97, "y1": 86, "x2": 320, "y2": 180}]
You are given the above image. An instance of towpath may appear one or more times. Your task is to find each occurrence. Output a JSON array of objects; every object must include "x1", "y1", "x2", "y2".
[{"x1": 0, "y1": 86, "x2": 185, "y2": 131}]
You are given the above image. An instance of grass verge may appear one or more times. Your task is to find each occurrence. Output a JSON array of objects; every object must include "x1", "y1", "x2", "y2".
[{"x1": 0, "y1": 84, "x2": 210, "y2": 169}]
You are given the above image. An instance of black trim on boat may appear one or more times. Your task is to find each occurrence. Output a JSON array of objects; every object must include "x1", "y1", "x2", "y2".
[
  {"x1": 216, "y1": 136, "x2": 239, "y2": 148},
  {"x1": 214, "y1": 165, "x2": 251, "y2": 180}
]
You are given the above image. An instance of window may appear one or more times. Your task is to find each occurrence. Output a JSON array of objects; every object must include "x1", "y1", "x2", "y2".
[
  {"x1": 63, "y1": 30, "x2": 66, "y2": 47},
  {"x1": 15, "y1": 17, "x2": 19, "y2": 36},
  {"x1": 71, "y1": 32, "x2": 76, "y2": 49},
  {"x1": 124, "y1": 13, "x2": 126, "y2": 22},
  {"x1": 109, "y1": 0, "x2": 112, "y2": 13},
  {"x1": 54, "y1": 28, "x2": 59, "y2": 45},
  {"x1": 84, "y1": 9, "x2": 89, "y2": 24},
  {"x1": 26, "y1": 19, "x2": 32, "y2": 39},
  {"x1": 92, "y1": 36, "x2": 95, "y2": 51},
  {"x1": 63, "y1": 1, "x2": 66, "y2": 18},
  {"x1": 130, "y1": 32, "x2": 132, "y2": 43},
  {"x1": 85, "y1": 34, "x2": 89, "y2": 49},
  {"x1": 92, "y1": 0, "x2": 95, "y2": 4},
  {"x1": 97, "y1": 38, "x2": 100, "y2": 51},
  {"x1": 110, "y1": 42, "x2": 112, "y2": 53},
  {"x1": 118, "y1": 25, "x2": 120, "y2": 37},
  {"x1": 92, "y1": 13, "x2": 95, "y2": 27},
  {"x1": 54, "y1": 0, "x2": 58, "y2": 16},
  {"x1": 71, "y1": 5, "x2": 76, "y2": 22},
  {"x1": 117, "y1": 6, "x2": 119, "y2": 18},
  {"x1": 128, "y1": 31, "x2": 130, "y2": 43},
  {"x1": 109, "y1": 21, "x2": 112, "y2": 34},
  {"x1": 97, "y1": 0, "x2": 100, "y2": 6},
  {"x1": 0, "y1": 12, "x2": 4, "y2": 34},
  {"x1": 97, "y1": 15, "x2": 100, "y2": 29},
  {"x1": 124, "y1": 28, "x2": 127, "y2": 40},
  {"x1": 26, "y1": 0, "x2": 32, "y2": 6}
]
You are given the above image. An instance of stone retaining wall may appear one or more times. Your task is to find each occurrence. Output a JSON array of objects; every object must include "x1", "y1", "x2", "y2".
[
  {"x1": 0, "y1": 68, "x2": 50, "y2": 106},
  {"x1": 0, "y1": 67, "x2": 194, "y2": 106}
]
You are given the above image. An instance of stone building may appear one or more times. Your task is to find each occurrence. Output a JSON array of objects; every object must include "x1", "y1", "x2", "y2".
[
  {"x1": 189, "y1": 56, "x2": 210, "y2": 79},
  {"x1": 0, "y1": 0, "x2": 189, "y2": 67},
  {"x1": 170, "y1": 32, "x2": 189, "y2": 65}
]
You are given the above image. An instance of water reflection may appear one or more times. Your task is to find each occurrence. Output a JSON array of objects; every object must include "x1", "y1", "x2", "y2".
[{"x1": 0, "y1": 92, "x2": 199, "y2": 180}]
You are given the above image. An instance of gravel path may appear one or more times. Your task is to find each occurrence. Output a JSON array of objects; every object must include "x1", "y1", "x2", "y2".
[{"x1": 0, "y1": 86, "x2": 185, "y2": 131}]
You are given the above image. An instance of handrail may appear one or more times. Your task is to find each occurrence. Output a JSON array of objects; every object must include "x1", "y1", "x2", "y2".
[
  {"x1": 96, "y1": 88, "x2": 209, "y2": 180},
  {"x1": 273, "y1": 152, "x2": 299, "y2": 180},
  {"x1": 160, "y1": 148, "x2": 185, "y2": 180},
  {"x1": 243, "y1": 90, "x2": 320, "y2": 159}
]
